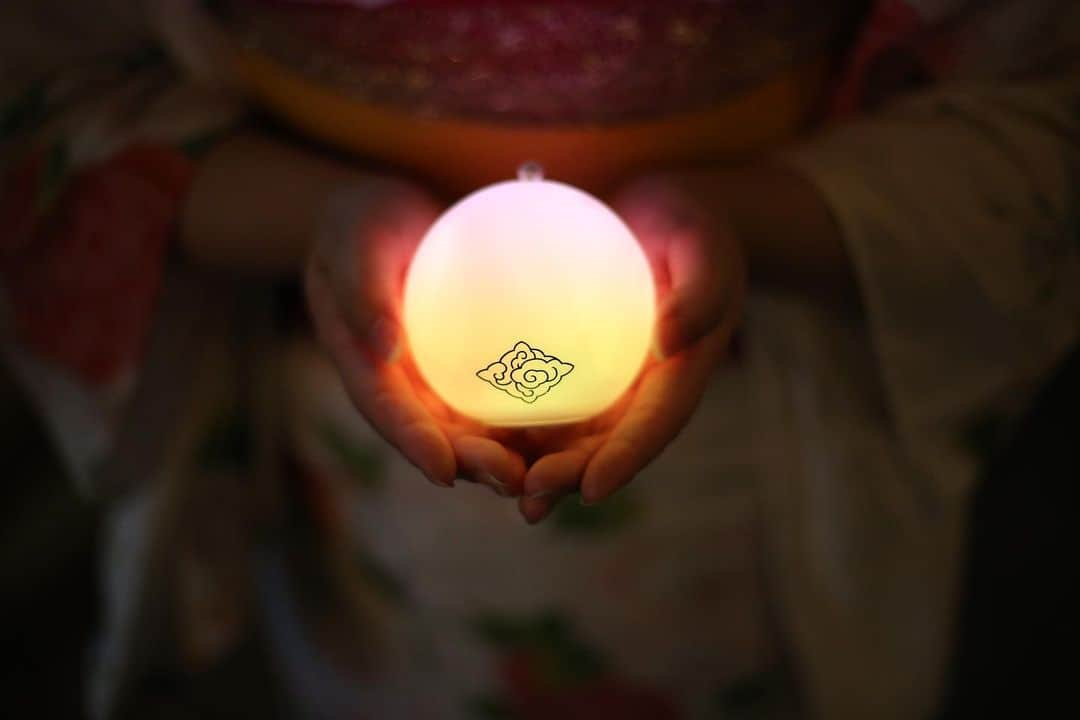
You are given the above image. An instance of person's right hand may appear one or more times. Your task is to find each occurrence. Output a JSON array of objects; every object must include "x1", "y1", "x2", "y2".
[
  {"x1": 305, "y1": 178, "x2": 528, "y2": 497},
  {"x1": 513, "y1": 174, "x2": 747, "y2": 522}
]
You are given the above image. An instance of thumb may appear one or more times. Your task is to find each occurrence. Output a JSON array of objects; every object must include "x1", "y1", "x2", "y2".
[
  {"x1": 312, "y1": 184, "x2": 438, "y2": 364},
  {"x1": 610, "y1": 175, "x2": 746, "y2": 358},
  {"x1": 655, "y1": 223, "x2": 746, "y2": 358}
]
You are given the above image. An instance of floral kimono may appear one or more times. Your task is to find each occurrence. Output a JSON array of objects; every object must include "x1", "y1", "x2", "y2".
[{"x1": 1, "y1": 1, "x2": 1078, "y2": 718}]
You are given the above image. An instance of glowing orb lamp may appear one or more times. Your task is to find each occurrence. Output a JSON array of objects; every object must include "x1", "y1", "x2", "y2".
[{"x1": 403, "y1": 164, "x2": 656, "y2": 427}]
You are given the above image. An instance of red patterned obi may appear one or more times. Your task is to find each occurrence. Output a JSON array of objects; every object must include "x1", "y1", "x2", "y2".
[{"x1": 221, "y1": 0, "x2": 866, "y2": 191}]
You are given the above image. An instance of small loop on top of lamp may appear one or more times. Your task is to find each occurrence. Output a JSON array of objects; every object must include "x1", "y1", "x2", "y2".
[{"x1": 517, "y1": 161, "x2": 544, "y2": 182}]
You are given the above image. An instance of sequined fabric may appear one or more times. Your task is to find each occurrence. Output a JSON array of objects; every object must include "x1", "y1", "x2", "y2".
[{"x1": 223, "y1": 0, "x2": 867, "y2": 123}]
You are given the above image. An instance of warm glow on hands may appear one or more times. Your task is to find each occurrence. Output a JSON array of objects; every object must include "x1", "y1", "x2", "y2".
[{"x1": 306, "y1": 171, "x2": 743, "y2": 518}]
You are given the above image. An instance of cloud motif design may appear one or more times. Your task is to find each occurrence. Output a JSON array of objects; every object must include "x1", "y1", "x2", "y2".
[{"x1": 477, "y1": 341, "x2": 574, "y2": 404}]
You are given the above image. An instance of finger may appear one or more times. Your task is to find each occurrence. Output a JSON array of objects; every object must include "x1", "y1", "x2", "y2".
[
  {"x1": 656, "y1": 225, "x2": 744, "y2": 357},
  {"x1": 312, "y1": 218, "x2": 401, "y2": 364},
  {"x1": 315, "y1": 185, "x2": 438, "y2": 356},
  {"x1": 453, "y1": 435, "x2": 527, "y2": 497},
  {"x1": 580, "y1": 333, "x2": 725, "y2": 505},
  {"x1": 518, "y1": 494, "x2": 561, "y2": 525},
  {"x1": 522, "y1": 435, "x2": 604, "y2": 499},
  {"x1": 611, "y1": 177, "x2": 745, "y2": 359},
  {"x1": 307, "y1": 261, "x2": 456, "y2": 488}
]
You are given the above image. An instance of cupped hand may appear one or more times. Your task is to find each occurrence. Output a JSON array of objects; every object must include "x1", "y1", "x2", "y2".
[
  {"x1": 305, "y1": 178, "x2": 527, "y2": 496},
  {"x1": 305, "y1": 173, "x2": 745, "y2": 518},
  {"x1": 515, "y1": 175, "x2": 747, "y2": 523}
]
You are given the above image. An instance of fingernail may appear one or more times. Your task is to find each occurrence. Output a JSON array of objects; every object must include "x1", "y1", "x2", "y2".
[
  {"x1": 479, "y1": 472, "x2": 512, "y2": 498},
  {"x1": 527, "y1": 489, "x2": 555, "y2": 500},
  {"x1": 521, "y1": 504, "x2": 549, "y2": 525},
  {"x1": 368, "y1": 316, "x2": 401, "y2": 364},
  {"x1": 427, "y1": 472, "x2": 454, "y2": 489}
]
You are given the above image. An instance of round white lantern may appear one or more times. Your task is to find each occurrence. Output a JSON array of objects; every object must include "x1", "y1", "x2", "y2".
[{"x1": 403, "y1": 165, "x2": 656, "y2": 427}]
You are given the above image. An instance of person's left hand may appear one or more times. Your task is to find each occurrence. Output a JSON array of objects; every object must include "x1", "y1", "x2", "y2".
[
  {"x1": 305, "y1": 178, "x2": 529, "y2": 498},
  {"x1": 512, "y1": 175, "x2": 747, "y2": 523}
]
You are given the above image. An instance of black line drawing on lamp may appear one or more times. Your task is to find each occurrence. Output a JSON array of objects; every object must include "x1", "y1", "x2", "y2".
[{"x1": 477, "y1": 341, "x2": 574, "y2": 404}]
